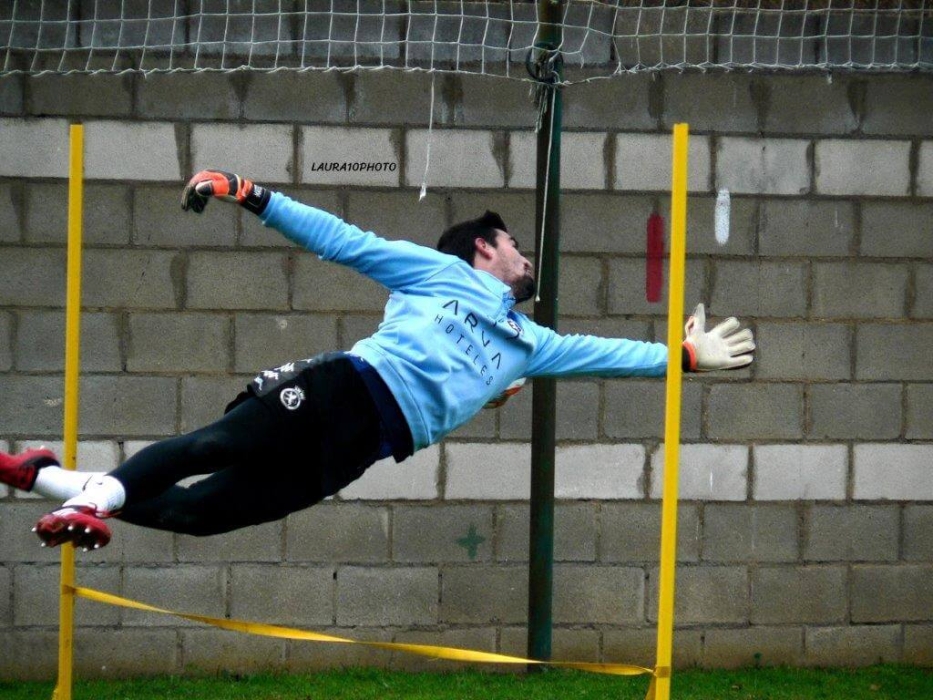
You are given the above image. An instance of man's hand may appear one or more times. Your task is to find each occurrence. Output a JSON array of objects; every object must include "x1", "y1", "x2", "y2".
[
  {"x1": 682, "y1": 303, "x2": 755, "y2": 371},
  {"x1": 181, "y1": 170, "x2": 270, "y2": 215}
]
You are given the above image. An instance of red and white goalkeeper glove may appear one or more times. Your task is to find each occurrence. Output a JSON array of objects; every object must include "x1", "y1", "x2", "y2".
[
  {"x1": 181, "y1": 170, "x2": 270, "y2": 215},
  {"x1": 483, "y1": 377, "x2": 527, "y2": 409},
  {"x1": 682, "y1": 304, "x2": 755, "y2": 371}
]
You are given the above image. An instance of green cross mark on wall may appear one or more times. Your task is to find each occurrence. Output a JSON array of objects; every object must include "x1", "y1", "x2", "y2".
[{"x1": 456, "y1": 524, "x2": 486, "y2": 560}]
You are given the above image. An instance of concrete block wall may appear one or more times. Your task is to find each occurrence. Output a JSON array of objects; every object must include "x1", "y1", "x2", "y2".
[{"x1": 1, "y1": 69, "x2": 933, "y2": 678}]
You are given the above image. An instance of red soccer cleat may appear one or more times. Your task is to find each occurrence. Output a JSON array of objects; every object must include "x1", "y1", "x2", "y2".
[
  {"x1": 0, "y1": 447, "x2": 59, "y2": 492},
  {"x1": 33, "y1": 506, "x2": 112, "y2": 551}
]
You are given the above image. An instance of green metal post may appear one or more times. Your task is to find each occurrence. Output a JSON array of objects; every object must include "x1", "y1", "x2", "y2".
[{"x1": 527, "y1": 0, "x2": 563, "y2": 671}]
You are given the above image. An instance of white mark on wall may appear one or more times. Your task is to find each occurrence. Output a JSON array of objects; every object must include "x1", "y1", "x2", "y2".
[{"x1": 715, "y1": 188, "x2": 731, "y2": 245}]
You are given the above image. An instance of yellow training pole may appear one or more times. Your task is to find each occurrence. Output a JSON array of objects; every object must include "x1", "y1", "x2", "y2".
[
  {"x1": 53, "y1": 124, "x2": 84, "y2": 700},
  {"x1": 647, "y1": 123, "x2": 689, "y2": 700}
]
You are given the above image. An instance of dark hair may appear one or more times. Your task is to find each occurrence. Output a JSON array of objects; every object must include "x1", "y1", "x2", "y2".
[{"x1": 437, "y1": 210, "x2": 508, "y2": 266}]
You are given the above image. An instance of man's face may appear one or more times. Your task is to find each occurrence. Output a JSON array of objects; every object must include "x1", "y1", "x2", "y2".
[{"x1": 487, "y1": 230, "x2": 536, "y2": 303}]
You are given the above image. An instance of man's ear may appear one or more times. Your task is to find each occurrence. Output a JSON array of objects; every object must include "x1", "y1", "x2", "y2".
[{"x1": 474, "y1": 237, "x2": 495, "y2": 260}]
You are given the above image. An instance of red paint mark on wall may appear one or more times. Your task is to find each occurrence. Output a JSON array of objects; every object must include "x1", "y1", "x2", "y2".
[{"x1": 646, "y1": 212, "x2": 665, "y2": 303}]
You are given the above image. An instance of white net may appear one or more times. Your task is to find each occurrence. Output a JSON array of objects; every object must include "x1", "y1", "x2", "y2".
[{"x1": 1, "y1": 1, "x2": 930, "y2": 81}]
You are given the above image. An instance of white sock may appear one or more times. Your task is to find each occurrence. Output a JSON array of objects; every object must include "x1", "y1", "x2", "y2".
[
  {"x1": 33, "y1": 467, "x2": 101, "y2": 501},
  {"x1": 63, "y1": 474, "x2": 126, "y2": 514}
]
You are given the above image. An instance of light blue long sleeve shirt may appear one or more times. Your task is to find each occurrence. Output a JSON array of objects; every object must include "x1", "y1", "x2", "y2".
[{"x1": 261, "y1": 192, "x2": 668, "y2": 450}]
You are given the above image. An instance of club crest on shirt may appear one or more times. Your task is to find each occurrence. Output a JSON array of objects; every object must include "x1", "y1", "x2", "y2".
[
  {"x1": 506, "y1": 318, "x2": 523, "y2": 338},
  {"x1": 280, "y1": 386, "x2": 305, "y2": 410}
]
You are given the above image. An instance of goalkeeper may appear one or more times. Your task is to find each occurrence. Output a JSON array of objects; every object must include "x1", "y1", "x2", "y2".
[{"x1": 1, "y1": 170, "x2": 755, "y2": 551}]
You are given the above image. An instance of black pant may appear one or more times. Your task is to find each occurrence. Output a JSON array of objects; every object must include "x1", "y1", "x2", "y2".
[{"x1": 114, "y1": 356, "x2": 382, "y2": 536}]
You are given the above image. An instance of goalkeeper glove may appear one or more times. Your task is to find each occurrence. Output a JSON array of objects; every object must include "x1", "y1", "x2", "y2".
[
  {"x1": 682, "y1": 303, "x2": 755, "y2": 372},
  {"x1": 181, "y1": 170, "x2": 271, "y2": 216},
  {"x1": 483, "y1": 377, "x2": 527, "y2": 409}
]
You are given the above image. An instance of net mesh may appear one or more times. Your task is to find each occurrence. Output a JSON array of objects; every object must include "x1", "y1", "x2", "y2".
[{"x1": 1, "y1": 1, "x2": 930, "y2": 81}]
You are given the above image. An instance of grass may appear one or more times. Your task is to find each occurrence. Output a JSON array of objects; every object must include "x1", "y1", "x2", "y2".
[{"x1": 2, "y1": 666, "x2": 932, "y2": 700}]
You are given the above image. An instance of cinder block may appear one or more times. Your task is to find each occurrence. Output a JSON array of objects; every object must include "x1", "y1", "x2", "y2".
[
  {"x1": 510, "y1": 131, "x2": 607, "y2": 190},
  {"x1": 14, "y1": 564, "x2": 121, "y2": 627},
  {"x1": 650, "y1": 444, "x2": 748, "y2": 501},
  {"x1": 445, "y1": 442, "x2": 530, "y2": 500},
  {"x1": 498, "y1": 379, "x2": 602, "y2": 442},
  {"x1": 300, "y1": 127, "x2": 400, "y2": 187},
  {"x1": 0, "y1": 630, "x2": 58, "y2": 680},
  {"x1": 805, "y1": 625, "x2": 901, "y2": 667},
  {"x1": 703, "y1": 504, "x2": 798, "y2": 563},
  {"x1": 750, "y1": 566, "x2": 847, "y2": 624},
  {"x1": 83, "y1": 249, "x2": 179, "y2": 309},
  {"x1": 812, "y1": 262, "x2": 908, "y2": 320},
  {"x1": 0, "y1": 181, "x2": 24, "y2": 243},
  {"x1": 127, "y1": 312, "x2": 230, "y2": 373},
  {"x1": 863, "y1": 75, "x2": 933, "y2": 135},
  {"x1": 600, "y1": 503, "x2": 700, "y2": 563},
  {"x1": 759, "y1": 200, "x2": 855, "y2": 257},
  {"x1": 556, "y1": 444, "x2": 646, "y2": 500},
  {"x1": 763, "y1": 75, "x2": 859, "y2": 135},
  {"x1": 229, "y1": 565, "x2": 334, "y2": 625},
  {"x1": 122, "y1": 565, "x2": 226, "y2": 627},
  {"x1": 439, "y1": 565, "x2": 527, "y2": 624},
  {"x1": 447, "y1": 405, "x2": 496, "y2": 440},
  {"x1": 0, "y1": 117, "x2": 69, "y2": 177},
  {"x1": 857, "y1": 324, "x2": 933, "y2": 381},
  {"x1": 456, "y1": 75, "x2": 538, "y2": 128},
  {"x1": 815, "y1": 139, "x2": 911, "y2": 196},
  {"x1": 0, "y1": 312, "x2": 12, "y2": 372},
  {"x1": 137, "y1": 73, "x2": 241, "y2": 120},
  {"x1": 553, "y1": 565, "x2": 644, "y2": 624},
  {"x1": 393, "y1": 504, "x2": 493, "y2": 563},
  {"x1": 703, "y1": 627, "x2": 804, "y2": 669},
  {"x1": 346, "y1": 190, "x2": 448, "y2": 249},
  {"x1": 804, "y1": 505, "x2": 900, "y2": 563},
  {"x1": 243, "y1": 72, "x2": 347, "y2": 123},
  {"x1": 187, "y1": 251, "x2": 289, "y2": 310},
  {"x1": 74, "y1": 628, "x2": 179, "y2": 677},
  {"x1": 615, "y1": 134, "x2": 711, "y2": 193},
  {"x1": 854, "y1": 444, "x2": 933, "y2": 501},
  {"x1": 608, "y1": 258, "x2": 705, "y2": 316},
  {"x1": 496, "y1": 503, "x2": 603, "y2": 563},
  {"x1": 905, "y1": 505, "x2": 933, "y2": 561},
  {"x1": 26, "y1": 182, "x2": 132, "y2": 246},
  {"x1": 904, "y1": 625, "x2": 933, "y2": 665},
  {"x1": 711, "y1": 260, "x2": 808, "y2": 318},
  {"x1": 914, "y1": 264, "x2": 933, "y2": 320},
  {"x1": 0, "y1": 376, "x2": 65, "y2": 437},
  {"x1": 809, "y1": 383, "x2": 902, "y2": 440},
  {"x1": 285, "y1": 626, "x2": 394, "y2": 671},
  {"x1": 180, "y1": 375, "x2": 252, "y2": 432},
  {"x1": 918, "y1": 142, "x2": 933, "y2": 197},
  {"x1": 755, "y1": 322, "x2": 851, "y2": 381},
  {"x1": 233, "y1": 313, "x2": 338, "y2": 372},
  {"x1": 684, "y1": 195, "x2": 758, "y2": 257},
  {"x1": 852, "y1": 565, "x2": 933, "y2": 622},
  {"x1": 0, "y1": 566, "x2": 8, "y2": 627},
  {"x1": 349, "y1": 71, "x2": 434, "y2": 126},
  {"x1": 716, "y1": 137, "x2": 810, "y2": 195},
  {"x1": 135, "y1": 185, "x2": 237, "y2": 247},
  {"x1": 861, "y1": 202, "x2": 933, "y2": 257},
  {"x1": 603, "y1": 628, "x2": 703, "y2": 670},
  {"x1": 662, "y1": 73, "x2": 759, "y2": 133},
  {"x1": 406, "y1": 129, "x2": 505, "y2": 188},
  {"x1": 285, "y1": 504, "x2": 389, "y2": 563},
  {"x1": 337, "y1": 446, "x2": 439, "y2": 500},
  {"x1": 79, "y1": 375, "x2": 178, "y2": 437},
  {"x1": 96, "y1": 515, "x2": 175, "y2": 565},
  {"x1": 191, "y1": 123, "x2": 294, "y2": 184},
  {"x1": 0, "y1": 503, "x2": 64, "y2": 564},
  {"x1": 337, "y1": 565, "x2": 438, "y2": 626},
  {"x1": 0, "y1": 247, "x2": 66, "y2": 307},
  {"x1": 292, "y1": 254, "x2": 388, "y2": 312},
  {"x1": 0, "y1": 439, "x2": 7, "y2": 499},
  {"x1": 29, "y1": 73, "x2": 133, "y2": 116},
  {"x1": 753, "y1": 444, "x2": 847, "y2": 501},
  {"x1": 85, "y1": 121, "x2": 182, "y2": 181},
  {"x1": 707, "y1": 384, "x2": 804, "y2": 441},
  {"x1": 604, "y1": 380, "x2": 702, "y2": 440},
  {"x1": 175, "y1": 521, "x2": 284, "y2": 564},
  {"x1": 561, "y1": 193, "x2": 654, "y2": 254},
  {"x1": 181, "y1": 629, "x2": 285, "y2": 674},
  {"x1": 0, "y1": 74, "x2": 23, "y2": 116},
  {"x1": 649, "y1": 565, "x2": 748, "y2": 624},
  {"x1": 557, "y1": 256, "x2": 604, "y2": 317}
]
